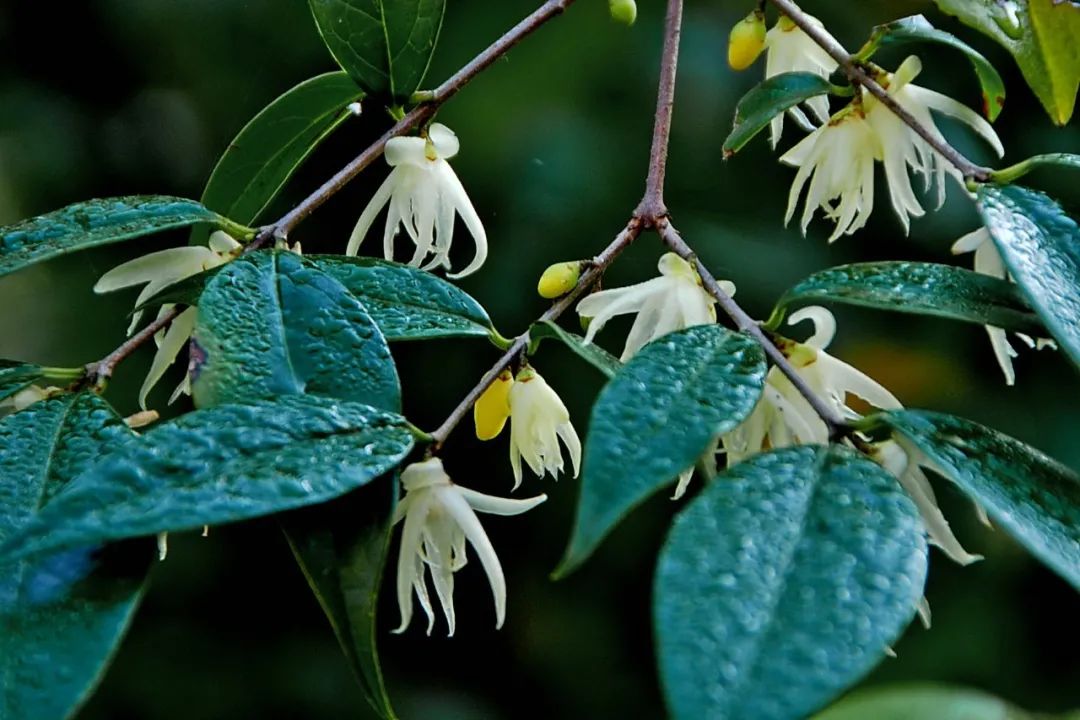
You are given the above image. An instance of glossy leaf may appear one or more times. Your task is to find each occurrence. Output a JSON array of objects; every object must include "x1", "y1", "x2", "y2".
[
  {"x1": 723, "y1": 72, "x2": 835, "y2": 156},
  {"x1": 771, "y1": 261, "x2": 1042, "y2": 335},
  {"x1": 192, "y1": 72, "x2": 365, "y2": 246},
  {"x1": 814, "y1": 684, "x2": 1031, "y2": 720},
  {"x1": 0, "y1": 393, "x2": 153, "y2": 720},
  {"x1": 308, "y1": 0, "x2": 446, "y2": 102},
  {"x1": 283, "y1": 481, "x2": 398, "y2": 720},
  {"x1": 934, "y1": 0, "x2": 1080, "y2": 124},
  {"x1": 875, "y1": 409, "x2": 1080, "y2": 591},
  {"x1": 0, "y1": 196, "x2": 235, "y2": 279},
  {"x1": 529, "y1": 320, "x2": 621, "y2": 378},
  {"x1": 191, "y1": 251, "x2": 400, "y2": 409},
  {"x1": 655, "y1": 445, "x2": 928, "y2": 720},
  {"x1": 556, "y1": 326, "x2": 766, "y2": 576},
  {"x1": 0, "y1": 361, "x2": 43, "y2": 402},
  {"x1": 976, "y1": 184, "x2": 1080, "y2": 368},
  {"x1": 861, "y1": 15, "x2": 1005, "y2": 120},
  {"x1": 1, "y1": 395, "x2": 415, "y2": 560},
  {"x1": 311, "y1": 255, "x2": 494, "y2": 341}
]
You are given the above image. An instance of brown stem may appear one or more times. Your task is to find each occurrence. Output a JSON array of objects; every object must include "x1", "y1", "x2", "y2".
[
  {"x1": 767, "y1": 0, "x2": 992, "y2": 182},
  {"x1": 637, "y1": 0, "x2": 683, "y2": 218},
  {"x1": 84, "y1": 306, "x2": 181, "y2": 389}
]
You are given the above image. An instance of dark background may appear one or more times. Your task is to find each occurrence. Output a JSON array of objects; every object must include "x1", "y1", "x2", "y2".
[{"x1": 1, "y1": 1, "x2": 1078, "y2": 718}]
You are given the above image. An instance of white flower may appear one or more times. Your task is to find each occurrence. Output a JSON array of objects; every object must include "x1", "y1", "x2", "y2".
[
  {"x1": 872, "y1": 438, "x2": 983, "y2": 566},
  {"x1": 94, "y1": 231, "x2": 242, "y2": 409},
  {"x1": 394, "y1": 458, "x2": 546, "y2": 636},
  {"x1": 951, "y1": 227, "x2": 1054, "y2": 385},
  {"x1": 577, "y1": 253, "x2": 721, "y2": 362},
  {"x1": 0, "y1": 385, "x2": 57, "y2": 416},
  {"x1": 780, "y1": 106, "x2": 881, "y2": 242},
  {"x1": 763, "y1": 14, "x2": 839, "y2": 147},
  {"x1": 507, "y1": 366, "x2": 581, "y2": 489},
  {"x1": 722, "y1": 306, "x2": 900, "y2": 463},
  {"x1": 865, "y1": 56, "x2": 1004, "y2": 233},
  {"x1": 346, "y1": 123, "x2": 487, "y2": 279}
]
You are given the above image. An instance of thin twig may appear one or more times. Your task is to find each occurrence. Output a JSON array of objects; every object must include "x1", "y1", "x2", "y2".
[
  {"x1": 637, "y1": 0, "x2": 683, "y2": 218},
  {"x1": 655, "y1": 218, "x2": 848, "y2": 437},
  {"x1": 428, "y1": 218, "x2": 643, "y2": 447},
  {"x1": 84, "y1": 306, "x2": 181, "y2": 388},
  {"x1": 767, "y1": 0, "x2": 992, "y2": 182}
]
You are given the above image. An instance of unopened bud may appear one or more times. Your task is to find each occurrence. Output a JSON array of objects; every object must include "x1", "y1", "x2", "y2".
[
  {"x1": 538, "y1": 261, "x2": 583, "y2": 299},
  {"x1": 474, "y1": 369, "x2": 514, "y2": 441},
  {"x1": 609, "y1": 0, "x2": 637, "y2": 26},
  {"x1": 728, "y1": 10, "x2": 767, "y2": 71}
]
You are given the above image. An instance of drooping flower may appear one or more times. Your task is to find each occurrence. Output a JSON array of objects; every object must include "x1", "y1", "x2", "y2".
[
  {"x1": 763, "y1": 14, "x2": 839, "y2": 147},
  {"x1": 780, "y1": 106, "x2": 881, "y2": 243},
  {"x1": 94, "y1": 231, "x2": 243, "y2": 409},
  {"x1": 507, "y1": 366, "x2": 581, "y2": 489},
  {"x1": 577, "y1": 253, "x2": 721, "y2": 361},
  {"x1": 865, "y1": 56, "x2": 1004, "y2": 233},
  {"x1": 951, "y1": 227, "x2": 1054, "y2": 385},
  {"x1": 394, "y1": 458, "x2": 546, "y2": 636},
  {"x1": 346, "y1": 123, "x2": 487, "y2": 279},
  {"x1": 474, "y1": 368, "x2": 514, "y2": 441}
]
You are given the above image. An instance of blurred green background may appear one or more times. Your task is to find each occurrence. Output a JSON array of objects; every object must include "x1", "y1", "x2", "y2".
[{"x1": 1, "y1": 1, "x2": 1078, "y2": 718}]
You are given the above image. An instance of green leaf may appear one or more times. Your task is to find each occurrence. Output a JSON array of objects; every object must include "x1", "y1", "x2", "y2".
[
  {"x1": 723, "y1": 72, "x2": 835, "y2": 156},
  {"x1": 192, "y1": 73, "x2": 365, "y2": 245},
  {"x1": 814, "y1": 683, "x2": 1031, "y2": 720},
  {"x1": 0, "y1": 361, "x2": 43, "y2": 402},
  {"x1": 934, "y1": 0, "x2": 1080, "y2": 124},
  {"x1": 283, "y1": 481, "x2": 398, "y2": 720},
  {"x1": 556, "y1": 326, "x2": 766, "y2": 576},
  {"x1": 874, "y1": 409, "x2": 1080, "y2": 591},
  {"x1": 191, "y1": 251, "x2": 400, "y2": 410},
  {"x1": 1, "y1": 395, "x2": 415, "y2": 560},
  {"x1": 310, "y1": 255, "x2": 494, "y2": 342},
  {"x1": 528, "y1": 320, "x2": 621, "y2": 378},
  {"x1": 991, "y1": 153, "x2": 1080, "y2": 184},
  {"x1": 771, "y1": 261, "x2": 1042, "y2": 335},
  {"x1": 308, "y1": 0, "x2": 446, "y2": 102},
  {"x1": 0, "y1": 393, "x2": 153, "y2": 720},
  {"x1": 655, "y1": 445, "x2": 928, "y2": 720},
  {"x1": 976, "y1": 183, "x2": 1080, "y2": 369},
  {"x1": 0, "y1": 196, "x2": 237, "y2": 279},
  {"x1": 860, "y1": 15, "x2": 1005, "y2": 120}
]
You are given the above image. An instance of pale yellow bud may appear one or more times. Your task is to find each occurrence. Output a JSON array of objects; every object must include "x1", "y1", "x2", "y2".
[
  {"x1": 474, "y1": 369, "x2": 514, "y2": 441},
  {"x1": 728, "y1": 10, "x2": 767, "y2": 71},
  {"x1": 537, "y1": 261, "x2": 582, "y2": 299},
  {"x1": 609, "y1": 0, "x2": 637, "y2": 26}
]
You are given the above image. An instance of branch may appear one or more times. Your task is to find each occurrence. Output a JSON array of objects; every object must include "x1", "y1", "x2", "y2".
[
  {"x1": 84, "y1": 306, "x2": 181, "y2": 389},
  {"x1": 638, "y1": 0, "x2": 683, "y2": 217},
  {"x1": 767, "y1": 0, "x2": 992, "y2": 183}
]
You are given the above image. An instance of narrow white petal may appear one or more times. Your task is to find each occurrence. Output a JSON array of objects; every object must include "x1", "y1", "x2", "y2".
[
  {"x1": 393, "y1": 492, "x2": 431, "y2": 634},
  {"x1": 672, "y1": 467, "x2": 693, "y2": 500},
  {"x1": 556, "y1": 422, "x2": 582, "y2": 479},
  {"x1": 138, "y1": 306, "x2": 197, "y2": 410},
  {"x1": 908, "y1": 85, "x2": 1004, "y2": 157},
  {"x1": 986, "y1": 325, "x2": 1017, "y2": 386},
  {"x1": 94, "y1": 247, "x2": 212, "y2": 294},
  {"x1": 788, "y1": 306, "x2": 836, "y2": 349},
  {"x1": 457, "y1": 485, "x2": 547, "y2": 516},
  {"x1": 438, "y1": 163, "x2": 487, "y2": 279},
  {"x1": 439, "y1": 487, "x2": 509, "y2": 629},
  {"x1": 347, "y1": 172, "x2": 397, "y2": 256}
]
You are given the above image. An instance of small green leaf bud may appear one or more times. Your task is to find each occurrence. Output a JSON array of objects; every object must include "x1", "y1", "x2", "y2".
[
  {"x1": 609, "y1": 0, "x2": 637, "y2": 26},
  {"x1": 728, "y1": 10, "x2": 767, "y2": 71},
  {"x1": 538, "y1": 261, "x2": 583, "y2": 299}
]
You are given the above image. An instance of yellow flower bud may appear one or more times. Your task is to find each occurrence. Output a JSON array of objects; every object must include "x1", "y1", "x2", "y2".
[
  {"x1": 609, "y1": 0, "x2": 637, "y2": 26},
  {"x1": 728, "y1": 10, "x2": 767, "y2": 71},
  {"x1": 474, "y1": 369, "x2": 514, "y2": 441},
  {"x1": 537, "y1": 261, "x2": 583, "y2": 299}
]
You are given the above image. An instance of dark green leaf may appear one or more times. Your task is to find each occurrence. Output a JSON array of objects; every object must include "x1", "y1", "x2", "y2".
[
  {"x1": 0, "y1": 393, "x2": 153, "y2": 720},
  {"x1": 862, "y1": 15, "x2": 1005, "y2": 120},
  {"x1": 2, "y1": 395, "x2": 415, "y2": 560},
  {"x1": 283, "y1": 481, "x2": 398, "y2": 720},
  {"x1": 655, "y1": 445, "x2": 928, "y2": 720},
  {"x1": 771, "y1": 261, "x2": 1042, "y2": 334},
  {"x1": 556, "y1": 326, "x2": 766, "y2": 576},
  {"x1": 934, "y1": 0, "x2": 1080, "y2": 124},
  {"x1": 0, "y1": 361, "x2": 43, "y2": 402},
  {"x1": 192, "y1": 72, "x2": 364, "y2": 246},
  {"x1": 874, "y1": 409, "x2": 1080, "y2": 591},
  {"x1": 308, "y1": 0, "x2": 446, "y2": 102},
  {"x1": 0, "y1": 196, "x2": 235, "y2": 279},
  {"x1": 528, "y1": 320, "x2": 621, "y2": 378},
  {"x1": 191, "y1": 251, "x2": 400, "y2": 410},
  {"x1": 310, "y1": 255, "x2": 494, "y2": 342},
  {"x1": 976, "y1": 183, "x2": 1080, "y2": 368},
  {"x1": 814, "y1": 683, "x2": 1031, "y2": 720},
  {"x1": 723, "y1": 72, "x2": 835, "y2": 156}
]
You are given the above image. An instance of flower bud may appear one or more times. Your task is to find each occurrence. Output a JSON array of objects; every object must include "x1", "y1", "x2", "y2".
[
  {"x1": 537, "y1": 261, "x2": 583, "y2": 299},
  {"x1": 609, "y1": 0, "x2": 637, "y2": 26},
  {"x1": 474, "y1": 368, "x2": 514, "y2": 441},
  {"x1": 728, "y1": 10, "x2": 767, "y2": 71}
]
